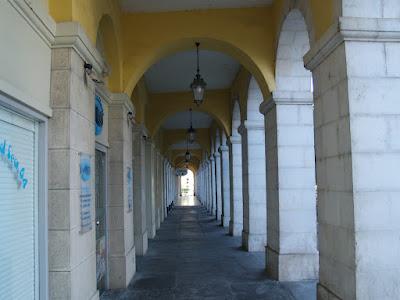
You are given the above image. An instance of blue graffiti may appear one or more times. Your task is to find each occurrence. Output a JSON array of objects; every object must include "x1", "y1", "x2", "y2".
[
  {"x1": 0, "y1": 139, "x2": 29, "y2": 189},
  {"x1": 80, "y1": 157, "x2": 91, "y2": 182}
]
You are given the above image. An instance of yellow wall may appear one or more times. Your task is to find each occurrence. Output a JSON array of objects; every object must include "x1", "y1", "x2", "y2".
[
  {"x1": 131, "y1": 77, "x2": 149, "y2": 125},
  {"x1": 121, "y1": 8, "x2": 275, "y2": 100},
  {"x1": 147, "y1": 89, "x2": 231, "y2": 137},
  {"x1": 162, "y1": 129, "x2": 211, "y2": 154}
]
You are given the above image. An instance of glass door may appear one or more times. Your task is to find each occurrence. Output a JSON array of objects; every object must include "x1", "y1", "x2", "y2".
[{"x1": 95, "y1": 149, "x2": 107, "y2": 294}]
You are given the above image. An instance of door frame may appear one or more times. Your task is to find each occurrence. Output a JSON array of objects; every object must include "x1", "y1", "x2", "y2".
[
  {"x1": 0, "y1": 90, "x2": 48, "y2": 300},
  {"x1": 95, "y1": 142, "x2": 109, "y2": 292}
]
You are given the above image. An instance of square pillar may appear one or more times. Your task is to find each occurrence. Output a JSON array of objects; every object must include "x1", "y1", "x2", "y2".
[
  {"x1": 229, "y1": 135, "x2": 243, "y2": 237},
  {"x1": 132, "y1": 125, "x2": 148, "y2": 255},
  {"x1": 49, "y1": 46, "x2": 99, "y2": 300},
  {"x1": 145, "y1": 140, "x2": 156, "y2": 239},
  {"x1": 108, "y1": 93, "x2": 136, "y2": 288},
  {"x1": 305, "y1": 15, "x2": 400, "y2": 299},
  {"x1": 260, "y1": 94, "x2": 318, "y2": 282},
  {"x1": 240, "y1": 121, "x2": 267, "y2": 252},
  {"x1": 219, "y1": 144, "x2": 231, "y2": 228},
  {"x1": 214, "y1": 152, "x2": 223, "y2": 222},
  {"x1": 209, "y1": 155, "x2": 217, "y2": 216}
]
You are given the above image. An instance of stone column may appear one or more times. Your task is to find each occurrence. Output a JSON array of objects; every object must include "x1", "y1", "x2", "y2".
[
  {"x1": 304, "y1": 8, "x2": 400, "y2": 299},
  {"x1": 214, "y1": 151, "x2": 223, "y2": 222},
  {"x1": 107, "y1": 93, "x2": 136, "y2": 288},
  {"x1": 229, "y1": 135, "x2": 243, "y2": 236},
  {"x1": 132, "y1": 125, "x2": 148, "y2": 255},
  {"x1": 209, "y1": 155, "x2": 216, "y2": 216},
  {"x1": 260, "y1": 94, "x2": 318, "y2": 282},
  {"x1": 160, "y1": 155, "x2": 165, "y2": 223},
  {"x1": 219, "y1": 143, "x2": 231, "y2": 228},
  {"x1": 239, "y1": 121, "x2": 267, "y2": 252},
  {"x1": 145, "y1": 140, "x2": 156, "y2": 239},
  {"x1": 49, "y1": 44, "x2": 99, "y2": 299},
  {"x1": 155, "y1": 151, "x2": 161, "y2": 230}
]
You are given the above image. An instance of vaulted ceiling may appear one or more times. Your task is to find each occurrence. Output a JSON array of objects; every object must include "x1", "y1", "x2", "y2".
[
  {"x1": 145, "y1": 50, "x2": 240, "y2": 93},
  {"x1": 162, "y1": 111, "x2": 213, "y2": 130}
]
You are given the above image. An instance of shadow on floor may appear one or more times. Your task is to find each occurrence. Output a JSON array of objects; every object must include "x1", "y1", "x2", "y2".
[{"x1": 102, "y1": 205, "x2": 316, "y2": 300}]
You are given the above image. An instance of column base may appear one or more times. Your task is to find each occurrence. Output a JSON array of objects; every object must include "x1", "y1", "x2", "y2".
[
  {"x1": 108, "y1": 245, "x2": 136, "y2": 289},
  {"x1": 229, "y1": 221, "x2": 243, "y2": 236},
  {"x1": 242, "y1": 231, "x2": 266, "y2": 252},
  {"x1": 156, "y1": 208, "x2": 161, "y2": 229},
  {"x1": 134, "y1": 230, "x2": 148, "y2": 256},
  {"x1": 222, "y1": 216, "x2": 230, "y2": 228},
  {"x1": 266, "y1": 246, "x2": 318, "y2": 281}
]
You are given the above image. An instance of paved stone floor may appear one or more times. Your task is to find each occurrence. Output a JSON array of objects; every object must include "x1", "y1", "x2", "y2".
[{"x1": 102, "y1": 198, "x2": 316, "y2": 300}]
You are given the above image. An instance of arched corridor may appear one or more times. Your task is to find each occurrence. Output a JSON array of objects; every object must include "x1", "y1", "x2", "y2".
[
  {"x1": 102, "y1": 198, "x2": 315, "y2": 300},
  {"x1": 2, "y1": 1, "x2": 400, "y2": 299}
]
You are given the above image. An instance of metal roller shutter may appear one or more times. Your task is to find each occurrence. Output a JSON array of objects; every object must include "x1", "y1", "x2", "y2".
[{"x1": 0, "y1": 105, "x2": 39, "y2": 299}]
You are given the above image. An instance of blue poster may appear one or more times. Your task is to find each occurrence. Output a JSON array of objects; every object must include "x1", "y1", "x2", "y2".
[
  {"x1": 80, "y1": 153, "x2": 92, "y2": 233},
  {"x1": 127, "y1": 167, "x2": 133, "y2": 212}
]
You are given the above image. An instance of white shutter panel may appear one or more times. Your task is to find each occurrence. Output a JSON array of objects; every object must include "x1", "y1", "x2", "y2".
[{"x1": 0, "y1": 105, "x2": 39, "y2": 299}]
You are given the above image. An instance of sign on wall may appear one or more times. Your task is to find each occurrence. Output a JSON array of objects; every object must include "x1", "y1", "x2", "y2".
[
  {"x1": 95, "y1": 95, "x2": 104, "y2": 136},
  {"x1": 127, "y1": 167, "x2": 133, "y2": 212},
  {"x1": 80, "y1": 153, "x2": 92, "y2": 233}
]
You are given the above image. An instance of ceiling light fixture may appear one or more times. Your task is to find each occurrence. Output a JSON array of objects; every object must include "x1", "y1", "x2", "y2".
[
  {"x1": 190, "y1": 42, "x2": 207, "y2": 106},
  {"x1": 187, "y1": 108, "x2": 196, "y2": 144},
  {"x1": 185, "y1": 135, "x2": 191, "y2": 163}
]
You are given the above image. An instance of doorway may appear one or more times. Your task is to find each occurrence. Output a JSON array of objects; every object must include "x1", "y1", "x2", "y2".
[{"x1": 95, "y1": 148, "x2": 107, "y2": 294}]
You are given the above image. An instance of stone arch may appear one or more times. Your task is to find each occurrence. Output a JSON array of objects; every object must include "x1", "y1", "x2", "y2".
[
  {"x1": 275, "y1": 9, "x2": 312, "y2": 97},
  {"x1": 124, "y1": 37, "x2": 273, "y2": 102},
  {"x1": 96, "y1": 14, "x2": 123, "y2": 92},
  {"x1": 274, "y1": 0, "x2": 335, "y2": 47}
]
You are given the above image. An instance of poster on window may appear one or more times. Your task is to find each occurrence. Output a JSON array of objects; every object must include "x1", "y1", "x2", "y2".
[
  {"x1": 127, "y1": 167, "x2": 133, "y2": 212},
  {"x1": 80, "y1": 153, "x2": 92, "y2": 233}
]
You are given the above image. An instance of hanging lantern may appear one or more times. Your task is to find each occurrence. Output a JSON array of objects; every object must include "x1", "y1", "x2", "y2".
[
  {"x1": 190, "y1": 42, "x2": 207, "y2": 106},
  {"x1": 187, "y1": 108, "x2": 196, "y2": 143},
  {"x1": 185, "y1": 151, "x2": 191, "y2": 162}
]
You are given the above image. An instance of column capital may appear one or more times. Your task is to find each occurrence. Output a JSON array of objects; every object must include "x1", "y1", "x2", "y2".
[
  {"x1": 213, "y1": 152, "x2": 221, "y2": 158},
  {"x1": 228, "y1": 135, "x2": 241, "y2": 145},
  {"x1": 133, "y1": 124, "x2": 149, "y2": 138},
  {"x1": 209, "y1": 155, "x2": 215, "y2": 162},
  {"x1": 218, "y1": 145, "x2": 229, "y2": 153},
  {"x1": 304, "y1": 17, "x2": 400, "y2": 71},
  {"x1": 238, "y1": 120, "x2": 264, "y2": 135},
  {"x1": 259, "y1": 92, "x2": 313, "y2": 115}
]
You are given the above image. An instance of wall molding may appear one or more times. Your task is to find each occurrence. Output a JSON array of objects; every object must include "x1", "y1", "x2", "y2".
[
  {"x1": 304, "y1": 17, "x2": 400, "y2": 71},
  {"x1": 53, "y1": 22, "x2": 108, "y2": 76},
  {"x1": 8, "y1": 0, "x2": 56, "y2": 46}
]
